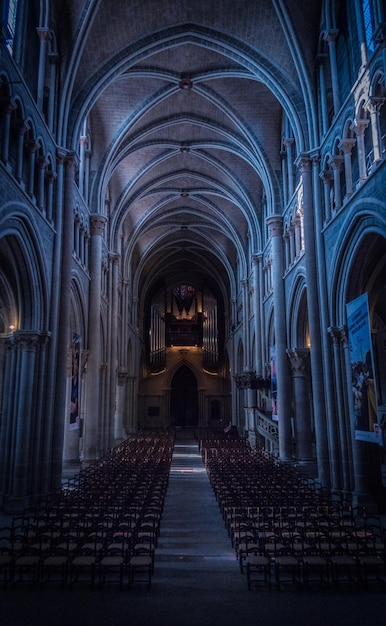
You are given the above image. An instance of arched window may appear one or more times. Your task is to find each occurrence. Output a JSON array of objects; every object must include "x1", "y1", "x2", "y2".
[
  {"x1": 2, "y1": 0, "x2": 18, "y2": 55},
  {"x1": 362, "y1": 0, "x2": 375, "y2": 53}
]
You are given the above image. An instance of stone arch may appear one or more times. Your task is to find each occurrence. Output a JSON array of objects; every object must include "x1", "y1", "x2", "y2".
[
  {"x1": 288, "y1": 275, "x2": 309, "y2": 350},
  {"x1": 0, "y1": 214, "x2": 47, "y2": 331},
  {"x1": 330, "y1": 201, "x2": 386, "y2": 326}
]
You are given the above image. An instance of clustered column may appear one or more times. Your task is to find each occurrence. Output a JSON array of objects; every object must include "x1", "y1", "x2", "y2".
[
  {"x1": 84, "y1": 214, "x2": 107, "y2": 461},
  {"x1": 287, "y1": 349, "x2": 313, "y2": 462},
  {"x1": 266, "y1": 214, "x2": 292, "y2": 460},
  {"x1": 297, "y1": 155, "x2": 330, "y2": 487}
]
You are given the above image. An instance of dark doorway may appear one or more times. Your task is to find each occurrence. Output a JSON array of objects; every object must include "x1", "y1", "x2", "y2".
[{"x1": 170, "y1": 365, "x2": 198, "y2": 428}]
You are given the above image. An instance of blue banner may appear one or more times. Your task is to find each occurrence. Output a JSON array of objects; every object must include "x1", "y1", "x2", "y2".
[{"x1": 346, "y1": 294, "x2": 380, "y2": 443}]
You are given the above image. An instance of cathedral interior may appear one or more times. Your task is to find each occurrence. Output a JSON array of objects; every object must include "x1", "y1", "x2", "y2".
[{"x1": 1, "y1": 1, "x2": 386, "y2": 623}]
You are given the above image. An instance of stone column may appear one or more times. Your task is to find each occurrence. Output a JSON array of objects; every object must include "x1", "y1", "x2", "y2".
[
  {"x1": 320, "y1": 169, "x2": 333, "y2": 222},
  {"x1": 317, "y1": 53, "x2": 329, "y2": 135},
  {"x1": 50, "y1": 151, "x2": 78, "y2": 489},
  {"x1": 328, "y1": 154, "x2": 343, "y2": 211},
  {"x1": 281, "y1": 150, "x2": 288, "y2": 207},
  {"x1": 252, "y1": 255, "x2": 262, "y2": 376},
  {"x1": 46, "y1": 170, "x2": 56, "y2": 223},
  {"x1": 338, "y1": 138, "x2": 356, "y2": 199},
  {"x1": 11, "y1": 334, "x2": 37, "y2": 502},
  {"x1": 324, "y1": 30, "x2": 340, "y2": 115},
  {"x1": 284, "y1": 138, "x2": 295, "y2": 197},
  {"x1": 108, "y1": 253, "x2": 120, "y2": 447},
  {"x1": 116, "y1": 371, "x2": 127, "y2": 440},
  {"x1": 311, "y1": 153, "x2": 341, "y2": 491},
  {"x1": 242, "y1": 279, "x2": 251, "y2": 370},
  {"x1": 337, "y1": 326, "x2": 356, "y2": 488},
  {"x1": 266, "y1": 215, "x2": 292, "y2": 460},
  {"x1": 341, "y1": 325, "x2": 373, "y2": 499},
  {"x1": 2, "y1": 332, "x2": 49, "y2": 508},
  {"x1": 36, "y1": 27, "x2": 50, "y2": 111},
  {"x1": 294, "y1": 215, "x2": 301, "y2": 256},
  {"x1": 352, "y1": 118, "x2": 369, "y2": 184},
  {"x1": 297, "y1": 155, "x2": 330, "y2": 487},
  {"x1": 47, "y1": 49, "x2": 59, "y2": 133},
  {"x1": 1, "y1": 97, "x2": 16, "y2": 165},
  {"x1": 0, "y1": 337, "x2": 16, "y2": 502},
  {"x1": 287, "y1": 349, "x2": 313, "y2": 462},
  {"x1": 366, "y1": 97, "x2": 384, "y2": 165},
  {"x1": 328, "y1": 327, "x2": 352, "y2": 493},
  {"x1": 36, "y1": 156, "x2": 47, "y2": 214},
  {"x1": 26, "y1": 140, "x2": 37, "y2": 198},
  {"x1": 30, "y1": 332, "x2": 50, "y2": 495},
  {"x1": 83, "y1": 214, "x2": 107, "y2": 460},
  {"x1": 289, "y1": 224, "x2": 295, "y2": 263},
  {"x1": 14, "y1": 120, "x2": 27, "y2": 183},
  {"x1": 79, "y1": 136, "x2": 87, "y2": 197}
]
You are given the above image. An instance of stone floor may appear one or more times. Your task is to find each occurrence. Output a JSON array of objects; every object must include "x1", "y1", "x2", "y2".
[{"x1": 1, "y1": 432, "x2": 386, "y2": 626}]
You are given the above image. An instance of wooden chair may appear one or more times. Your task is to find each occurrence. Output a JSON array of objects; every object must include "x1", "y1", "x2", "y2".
[
  {"x1": 99, "y1": 541, "x2": 127, "y2": 587},
  {"x1": 246, "y1": 555, "x2": 270, "y2": 590},
  {"x1": 128, "y1": 554, "x2": 153, "y2": 590}
]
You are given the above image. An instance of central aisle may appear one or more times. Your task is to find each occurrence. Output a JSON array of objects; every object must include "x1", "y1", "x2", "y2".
[
  {"x1": 2, "y1": 432, "x2": 386, "y2": 626},
  {"x1": 154, "y1": 433, "x2": 239, "y2": 591}
]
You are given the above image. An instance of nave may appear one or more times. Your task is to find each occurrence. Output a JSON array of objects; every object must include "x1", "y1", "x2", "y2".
[{"x1": 1, "y1": 430, "x2": 386, "y2": 626}]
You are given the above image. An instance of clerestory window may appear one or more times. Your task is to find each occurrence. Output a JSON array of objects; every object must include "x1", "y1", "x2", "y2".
[
  {"x1": 362, "y1": 0, "x2": 375, "y2": 54},
  {"x1": 2, "y1": 0, "x2": 18, "y2": 55}
]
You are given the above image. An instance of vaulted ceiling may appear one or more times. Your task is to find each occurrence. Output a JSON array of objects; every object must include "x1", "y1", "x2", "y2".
[{"x1": 55, "y1": 0, "x2": 322, "y2": 310}]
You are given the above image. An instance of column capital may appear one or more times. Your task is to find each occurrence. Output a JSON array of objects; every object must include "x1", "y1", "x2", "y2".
[
  {"x1": 328, "y1": 325, "x2": 349, "y2": 346},
  {"x1": 36, "y1": 27, "x2": 50, "y2": 42},
  {"x1": 365, "y1": 96, "x2": 385, "y2": 114},
  {"x1": 295, "y1": 153, "x2": 312, "y2": 172},
  {"x1": 337, "y1": 325, "x2": 349, "y2": 347},
  {"x1": 266, "y1": 214, "x2": 283, "y2": 237},
  {"x1": 327, "y1": 326, "x2": 340, "y2": 345},
  {"x1": 109, "y1": 252, "x2": 120, "y2": 264},
  {"x1": 324, "y1": 29, "x2": 339, "y2": 44},
  {"x1": 12, "y1": 119, "x2": 28, "y2": 135},
  {"x1": 328, "y1": 154, "x2": 344, "y2": 170},
  {"x1": 46, "y1": 170, "x2": 57, "y2": 183},
  {"x1": 0, "y1": 96, "x2": 17, "y2": 114},
  {"x1": 252, "y1": 253, "x2": 262, "y2": 266},
  {"x1": 13, "y1": 330, "x2": 51, "y2": 350},
  {"x1": 26, "y1": 139, "x2": 38, "y2": 154},
  {"x1": 64, "y1": 150, "x2": 79, "y2": 171},
  {"x1": 351, "y1": 118, "x2": 369, "y2": 136},
  {"x1": 338, "y1": 137, "x2": 356, "y2": 154},
  {"x1": 284, "y1": 137, "x2": 295, "y2": 148},
  {"x1": 56, "y1": 147, "x2": 79, "y2": 169},
  {"x1": 36, "y1": 155, "x2": 47, "y2": 169},
  {"x1": 286, "y1": 348, "x2": 310, "y2": 376},
  {"x1": 90, "y1": 214, "x2": 107, "y2": 236},
  {"x1": 319, "y1": 168, "x2": 333, "y2": 184},
  {"x1": 309, "y1": 149, "x2": 320, "y2": 162}
]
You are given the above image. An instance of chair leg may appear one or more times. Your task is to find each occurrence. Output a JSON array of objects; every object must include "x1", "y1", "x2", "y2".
[
  {"x1": 128, "y1": 555, "x2": 152, "y2": 590},
  {"x1": 246, "y1": 556, "x2": 270, "y2": 590}
]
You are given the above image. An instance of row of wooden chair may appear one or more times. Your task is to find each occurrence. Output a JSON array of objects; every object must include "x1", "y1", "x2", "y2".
[
  {"x1": 0, "y1": 431, "x2": 174, "y2": 589},
  {"x1": 200, "y1": 437, "x2": 386, "y2": 591}
]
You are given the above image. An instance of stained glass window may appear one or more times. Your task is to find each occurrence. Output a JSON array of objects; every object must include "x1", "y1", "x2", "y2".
[{"x1": 362, "y1": 0, "x2": 375, "y2": 53}]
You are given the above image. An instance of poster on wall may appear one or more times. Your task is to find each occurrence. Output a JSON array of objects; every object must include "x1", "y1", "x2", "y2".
[
  {"x1": 70, "y1": 334, "x2": 81, "y2": 430},
  {"x1": 270, "y1": 346, "x2": 278, "y2": 421},
  {"x1": 346, "y1": 293, "x2": 380, "y2": 444}
]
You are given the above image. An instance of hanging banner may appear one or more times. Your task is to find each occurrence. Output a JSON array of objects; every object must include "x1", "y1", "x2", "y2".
[
  {"x1": 270, "y1": 346, "x2": 278, "y2": 420},
  {"x1": 346, "y1": 294, "x2": 380, "y2": 444},
  {"x1": 70, "y1": 334, "x2": 81, "y2": 430}
]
